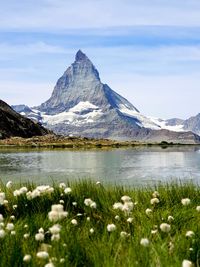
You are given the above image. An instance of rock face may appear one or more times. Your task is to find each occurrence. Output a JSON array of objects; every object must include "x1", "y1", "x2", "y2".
[
  {"x1": 36, "y1": 50, "x2": 140, "y2": 115},
  {"x1": 12, "y1": 50, "x2": 200, "y2": 143},
  {"x1": 183, "y1": 114, "x2": 200, "y2": 135},
  {"x1": 163, "y1": 114, "x2": 200, "y2": 136},
  {"x1": 0, "y1": 100, "x2": 49, "y2": 139}
]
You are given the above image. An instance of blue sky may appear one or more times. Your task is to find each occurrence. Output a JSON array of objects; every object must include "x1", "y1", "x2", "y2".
[{"x1": 1, "y1": 0, "x2": 200, "y2": 119}]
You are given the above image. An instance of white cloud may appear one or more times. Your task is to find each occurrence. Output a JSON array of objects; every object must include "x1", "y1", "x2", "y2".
[
  {"x1": 1, "y1": 0, "x2": 200, "y2": 31},
  {"x1": 0, "y1": 81, "x2": 54, "y2": 107},
  {"x1": 1, "y1": 42, "x2": 200, "y2": 67},
  {"x1": 0, "y1": 42, "x2": 68, "y2": 59},
  {"x1": 104, "y1": 73, "x2": 200, "y2": 119}
]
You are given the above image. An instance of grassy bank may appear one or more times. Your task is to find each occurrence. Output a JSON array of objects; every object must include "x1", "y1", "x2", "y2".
[
  {"x1": 0, "y1": 180, "x2": 199, "y2": 267},
  {"x1": 0, "y1": 134, "x2": 199, "y2": 149}
]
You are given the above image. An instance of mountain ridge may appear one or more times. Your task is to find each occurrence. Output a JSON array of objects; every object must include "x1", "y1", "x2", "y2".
[
  {"x1": 0, "y1": 99, "x2": 50, "y2": 139},
  {"x1": 12, "y1": 50, "x2": 200, "y2": 144}
]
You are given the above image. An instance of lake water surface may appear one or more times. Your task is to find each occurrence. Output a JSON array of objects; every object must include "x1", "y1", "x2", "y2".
[{"x1": 0, "y1": 146, "x2": 200, "y2": 186}]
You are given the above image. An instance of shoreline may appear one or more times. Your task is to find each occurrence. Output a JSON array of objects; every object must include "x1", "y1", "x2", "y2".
[{"x1": 0, "y1": 134, "x2": 200, "y2": 149}]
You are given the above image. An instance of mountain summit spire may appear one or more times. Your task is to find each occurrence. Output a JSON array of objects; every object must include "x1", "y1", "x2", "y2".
[
  {"x1": 75, "y1": 50, "x2": 88, "y2": 61},
  {"x1": 12, "y1": 49, "x2": 200, "y2": 143}
]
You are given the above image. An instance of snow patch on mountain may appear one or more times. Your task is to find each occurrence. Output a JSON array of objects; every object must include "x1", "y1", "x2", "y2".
[
  {"x1": 23, "y1": 101, "x2": 103, "y2": 126},
  {"x1": 118, "y1": 104, "x2": 161, "y2": 130},
  {"x1": 150, "y1": 117, "x2": 184, "y2": 132},
  {"x1": 69, "y1": 101, "x2": 99, "y2": 113}
]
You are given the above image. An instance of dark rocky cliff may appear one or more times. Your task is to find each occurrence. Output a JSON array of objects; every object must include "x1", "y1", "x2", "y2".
[{"x1": 0, "y1": 100, "x2": 50, "y2": 139}]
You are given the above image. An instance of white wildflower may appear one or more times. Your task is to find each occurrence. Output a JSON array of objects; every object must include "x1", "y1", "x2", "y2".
[
  {"x1": 6, "y1": 181, "x2": 13, "y2": 189},
  {"x1": 29, "y1": 189, "x2": 40, "y2": 199},
  {"x1": 120, "y1": 231, "x2": 128, "y2": 238},
  {"x1": 71, "y1": 219, "x2": 78, "y2": 225},
  {"x1": 168, "y1": 216, "x2": 174, "y2": 223},
  {"x1": 150, "y1": 198, "x2": 159, "y2": 205},
  {"x1": 59, "y1": 200, "x2": 64, "y2": 204},
  {"x1": 72, "y1": 202, "x2": 77, "y2": 206},
  {"x1": 115, "y1": 215, "x2": 120, "y2": 220},
  {"x1": 13, "y1": 204, "x2": 17, "y2": 209},
  {"x1": 26, "y1": 185, "x2": 54, "y2": 199},
  {"x1": 3, "y1": 200, "x2": 8, "y2": 205},
  {"x1": 140, "y1": 238, "x2": 150, "y2": 247},
  {"x1": 0, "y1": 214, "x2": 4, "y2": 222},
  {"x1": 127, "y1": 217, "x2": 133, "y2": 223},
  {"x1": 23, "y1": 255, "x2": 32, "y2": 262},
  {"x1": 36, "y1": 251, "x2": 49, "y2": 259},
  {"x1": 59, "y1": 183, "x2": 66, "y2": 189},
  {"x1": 89, "y1": 228, "x2": 94, "y2": 234},
  {"x1": 38, "y1": 227, "x2": 44, "y2": 234},
  {"x1": 84, "y1": 198, "x2": 96, "y2": 208},
  {"x1": 20, "y1": 186, "x2": 28, "y2": 193},
  {"x1": 0, "y1": 229, "x2": 6, "y2": 238},
  {"x1": 84, "y1": 198, "x2": 97, "y2": 209},
  {"x1": 60, "y1": 258, "x2": 65, "y2": 263},
  {"x1": 13, "y1": 187, "x2": 28, "y2": 197},
  {"x1": 35, "y1": 233, "x2": 44, "y2": 241},
  {"x1": 64, "y1": 187, "x2": 72, "y2": 194},
  {"x1": 152, "y1": 191, "x2": 159, "y2": 198},
  {"x1": 122, "y1": 201, "x2": 134, "y2": 213},
  {"x1": 145, "y1": 208, "x2": 152, "y2": 216},
  {"x1": 6, "y1": 223, "x2": 14, "y2": 231},
  {"x1": 151, "y1": 229, "x2": 158, "y2": 234},
  {"x1": 11, "y1": 231, "x2": 16, "y2": 235},
  {"x1": 86, "y1": 217, "x2": 90, "y2": 221},
  {"x1": 182, "y1": 259, "x2": 193, "y2": 267},
  {"x1": 0, "y1": 192, "x2": 5, "y2": 205},
  {"x1": 186, "y1": 231, "x2": 195, "y2": 238},
  {"x1": 10, "y1": 215, "x2": 15, "y2": 221},
  {"x1": 24, "y1": 233, "x2": 30, "y2": 239},
  {"x1": 51, "y1": 234, "x2": 60, "y2": 241},
  {"x1": 196, "y1": 206, "x2": 200, "y2": 212},
  {"x1": 181, "y1": 198, "x2": 191, "y2": 206},
  {"x1": 48, "y1": 204, "x2": 68, "y2": 222},
  {"x1": 96, "y1": 181, "x2": 101, "y2": 185},
  {"x1": 113, "y1": 202, "x2": 123, "y2": 210},
  {"x1": 90, "y1": 202, "x2": 97, "y2": 209},
  {"x1": 160, "y1": 223, "x2": 171, "y2": 233},
  {"x1": 45, "y1": 262, "x2": 55, "y2": 267},
  {"x1": 49, "y1": 224, "x2": 61, "y2": 235},
  {"x1": 37, "y1": 185, "x2": 54, "y2": 194},
  {"x1": 107, "y1": 224, "x2": 116, "y2": 232},
  {"x1": 84, "y1": 198, "x2": 93, "y2": 206},
  {"x1": 169, "y1": 241, "x2": 174, "y2": 252},
  {"x1": 121, "y1": 195, "x2": 131, "y2": 203}
]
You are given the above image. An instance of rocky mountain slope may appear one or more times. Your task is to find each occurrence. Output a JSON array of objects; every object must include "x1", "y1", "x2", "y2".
[
  {"x1": 0, "y1": 100, "x2": 50, "y2": 139},
  {"x1": 163, "y1": 114, "x2": 200, "y2": 136},
  {"x1": 12, "y1": 50, "x2": 200, "y2": 143}
]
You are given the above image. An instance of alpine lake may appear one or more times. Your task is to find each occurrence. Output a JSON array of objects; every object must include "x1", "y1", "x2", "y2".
[{"x1": 0, "y1": 145, "x2": 200, "y2": 186}]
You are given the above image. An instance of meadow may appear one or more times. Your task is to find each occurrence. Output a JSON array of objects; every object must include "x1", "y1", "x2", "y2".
[{"x1": 0, "y1": 180, "x2": 199, "y2": 267}]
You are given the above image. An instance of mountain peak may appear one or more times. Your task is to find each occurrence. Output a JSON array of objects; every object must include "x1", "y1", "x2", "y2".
[{"x1": 75, "y1": 50, "x2": 88, "y2": 61}]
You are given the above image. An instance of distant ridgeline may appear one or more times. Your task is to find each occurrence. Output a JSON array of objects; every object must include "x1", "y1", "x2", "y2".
[
  {"x1": 0, "y1": 99, "x2": 50, "y2": 139},
  {"x1": 12, "y1": 50, "x2": 200, "y2": 144}
]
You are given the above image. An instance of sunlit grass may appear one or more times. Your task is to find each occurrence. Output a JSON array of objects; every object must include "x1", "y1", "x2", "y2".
[{"x1": 0, "y1": 180, "x2": 199, "y2": 267}]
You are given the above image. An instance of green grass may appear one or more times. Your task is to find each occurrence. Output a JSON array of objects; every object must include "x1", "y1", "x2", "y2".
[{"x1": 0, "y1": 180, "x2": 199, "y2": 267}]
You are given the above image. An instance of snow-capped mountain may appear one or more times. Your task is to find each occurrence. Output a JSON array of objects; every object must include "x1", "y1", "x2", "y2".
[
  {"x1": 12, "y1": 50, "x2": 200, "y2": 143},
  {"x1": 163, "y1": 114, "x2": 200, "y2": 136}
]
